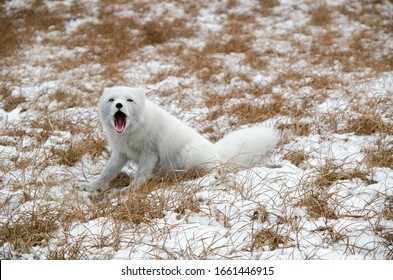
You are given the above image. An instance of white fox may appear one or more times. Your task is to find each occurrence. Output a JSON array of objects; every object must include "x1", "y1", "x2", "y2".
[{"x1": 79, "y1": 86, "x2": 278, "y2": 192}]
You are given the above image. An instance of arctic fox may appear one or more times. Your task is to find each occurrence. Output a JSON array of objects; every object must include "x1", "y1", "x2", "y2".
[{"x1": 79, "y1": 86, "x2": 278, "y2": 192}]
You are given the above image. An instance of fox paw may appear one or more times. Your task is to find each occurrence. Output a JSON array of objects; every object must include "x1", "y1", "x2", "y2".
[{"x1": 77, "y1": 182, "x2": 106, "y2": 192}]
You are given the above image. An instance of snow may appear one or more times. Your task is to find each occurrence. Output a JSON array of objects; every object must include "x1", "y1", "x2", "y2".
[{"x1": 0, "y1": 0, "x2": 392, "y2": 260}]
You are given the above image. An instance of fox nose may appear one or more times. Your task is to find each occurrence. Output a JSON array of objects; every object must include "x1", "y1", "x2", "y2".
[{"x1": 116, "y1": 103, "x2": 123, "y2": 109}]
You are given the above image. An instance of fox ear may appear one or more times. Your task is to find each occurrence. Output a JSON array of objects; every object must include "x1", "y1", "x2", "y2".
[
  {"x1": 99, "y1": 87, "x2": 112, "y2": 105},
  {"x1": 134, "y1": 88, "x2": 146, "y2": 99},
  {"x1": 103, "y1": 87, "x2": 122, "y2": 97}
]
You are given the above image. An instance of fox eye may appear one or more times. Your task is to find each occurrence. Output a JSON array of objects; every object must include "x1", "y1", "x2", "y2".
[
  {"x1": 127, "y1": 98, "x2": 133, "y2": 102},
  {"x1": 109, "y1": 98, "x2": 114, "y2": 102}
]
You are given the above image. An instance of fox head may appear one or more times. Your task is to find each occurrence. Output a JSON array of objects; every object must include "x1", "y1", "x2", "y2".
[{"x1": 99, "y1": 86, "x2": 146, "y2": 134}]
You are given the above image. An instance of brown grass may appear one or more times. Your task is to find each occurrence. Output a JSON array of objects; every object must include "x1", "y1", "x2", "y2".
[
  {"x1": 277, "y1": 122, "x2": 310, "y2": 137},
  {"x1": 364, "y1": 138, "x2": 393, "y2": 169},
  {"x1": 0, "y1": 207, "x2": 60, "y2": 255},
  {"x1": 0, "y1": 0, "x2": 68, "y2": 58},
  {"x1": 30, "y1": 117, "x2": 80, "y2": 137},
  {"x1": 250, "y1": 227, "x2": 287, "y2": 251},
  {"x1": 51, "y1": 136, "x2": 107, "y2": 167},
  {"x1": 112, "y1": 192, "x2": 165, "y2": 225},
  {"x1": 0, "y1": 218, "x2": 56, "y2": 254},
  {"x1": 59, "y1": 6, "x2": 196, "y2": 81},
  {"x1": 381, "y1": 196, "x2": 393, "y2": 220},
  {"x1": 0, "y1": 85, "x2": 26, "y2": 112},
  {"x1": 312, "y1": 226, "x2": 347, "y2": 243},
  {"x1": 345, "y1": 96, "x2": 393, "y2": 135},
  {"x1": 297, "y1": 193, "x2": 338, "y2": 220},
  {"x1": 306, "y1": 2, "x2": 393, "y2": 73},
  {"x1": 225, "y1": 94, "x2": 285, "y2": 126},
  {"x1": 51, "y1": 89, "x2": 91, "y2": 111},
  {"x1": 283, "y1": 150, "x2": 307, "y2": 166},
  {"x1": 309, "y1": 5, "x2": 333, "y2": 27},
  {"x1": 311, "y1": 29, "x2": 392, "y2": 73},
  {"x1": 254, "y1": 0, "x2": 279, "y2": 16},
  {"x1": 347, "y1": 115, "x2": 392, "y2": 136},
  {"x1": 314, "y1": 161, "x2": 376, "y2": 188},
  {"x1": 141, "y1": 18, "x2": 195, "y2": 45}
]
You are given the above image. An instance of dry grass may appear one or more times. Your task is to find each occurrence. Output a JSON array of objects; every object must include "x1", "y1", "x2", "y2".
[
  {"x1": 364, "y1": 137, "x2": 393, "y2": 169},
  {"x1": 307, "y1": 3, "x2": 393, "y2": 73},
  {"x1": 309, "y1": 5, "x2": 333, "y2": 27},
  {"x1": 381, "y1": 196, "x2": 393, "y2": 220},
  {"x1": 297, "y1": 193, "x2": 338, "y2": 220},
  {"x1": 251, "y1": 228, "x2": 286, "y2": 251},
  {"x1": 283, "y1": 150, "x2": 307, "y2": 166},
  {"x1": 0, "y1": 85, "x2": 26, "y2": 112},
  {"x1": 51, "y1": 137, "x2": 107, "y2": 167},
  {"x1": 111, "y1": 192, "x2": 165, "y2": 225},
  {"x1": 0, "y1": 0, "x2": 392, "y2": 260},
  {"x1": 255, "y1": 0, "x2": 279, "y2": 16},
  {"x1": 314, "y1": 161, "x2": 376, "y2": 188},
  {"x1": 0, "y1": 0, "x2": 67, "y2": 58},
  {"x1": 0, "y1": 214, "x2": 58, "y2": 254}
]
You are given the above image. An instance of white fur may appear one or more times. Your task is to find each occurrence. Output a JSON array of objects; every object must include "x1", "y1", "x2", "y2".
[
  {"x1": 79, "y1": 86, "x2": 278, "y2": 192},
  {"x1": 215, "y1": 126, "x2": 278, "y2": 170}
]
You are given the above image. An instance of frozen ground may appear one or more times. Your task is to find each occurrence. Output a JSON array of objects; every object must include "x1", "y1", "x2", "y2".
[{"x1": 0, "y1": 0, "x2": 392, "y2": 259}]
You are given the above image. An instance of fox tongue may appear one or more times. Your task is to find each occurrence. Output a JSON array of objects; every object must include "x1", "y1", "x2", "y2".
[{"x1": 114, "y1": 112, "x2": 126, "y2": 133}]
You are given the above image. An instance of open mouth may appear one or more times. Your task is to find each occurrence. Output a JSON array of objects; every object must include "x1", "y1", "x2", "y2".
[{"x1": 114, "y1": 111, "x2": 127, "y2": 133}]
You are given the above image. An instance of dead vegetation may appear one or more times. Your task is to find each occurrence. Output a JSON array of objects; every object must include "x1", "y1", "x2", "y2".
[
  {"x1": 251, "y1": 227, "x2": 286, "y2": 251},
  {"x1": 364, "y1": 137, "x2": 393, "y2": 169},
  {"x1": 314, "y1": 160, "x2": 377, "y2": 188},
  {"x1": 297, "y1": 193, "x2": 338, "y2": 220},
  {"x1": 0, "y1": 0, "x2": 392, "y2": 259},
  {"x1": 0, "y1": 85, "x2": 26, "y2": 112},
  {"x1": 0, "y1": 213, "x2": 59, "y2": 255}
]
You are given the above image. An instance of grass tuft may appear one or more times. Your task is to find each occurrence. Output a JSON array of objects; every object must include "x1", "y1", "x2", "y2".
[
  {"x1": 309, "y1": 5, "x2": 332, "y2": 27},
  {"x1": 112, "y1": 192, "x2": 165, "y2": 225},
  {"x1": 297, "y1": 193, "x2": 338, "y2": 220},
  {"x1": 1, "y1": 85, "x2": 26, "y2": 112},
  {"x1": 0, "y1": 211, "x2": 59, "y2": 256},
  {"x1": 52, "y1": 136, "x2": 107, "y2": 167},
  {"x1": 364, "y1": 138, "x2": 393, "y2": 169},
  {"x1": 314, "y1": 161, "x2": 376, "y2": 188},
  {"x1": 251, "y1": 227, "x2": 286, "y2": 251}
]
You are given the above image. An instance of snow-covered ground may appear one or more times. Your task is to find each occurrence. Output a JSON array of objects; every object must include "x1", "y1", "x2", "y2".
[{"x1": 0, "y1": 0, "x2": 392, "y2": 259}]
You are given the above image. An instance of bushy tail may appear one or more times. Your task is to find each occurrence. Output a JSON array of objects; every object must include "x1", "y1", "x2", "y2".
[{"x1": 214, "y1": 127, "x2": 278, "y2": 170}]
